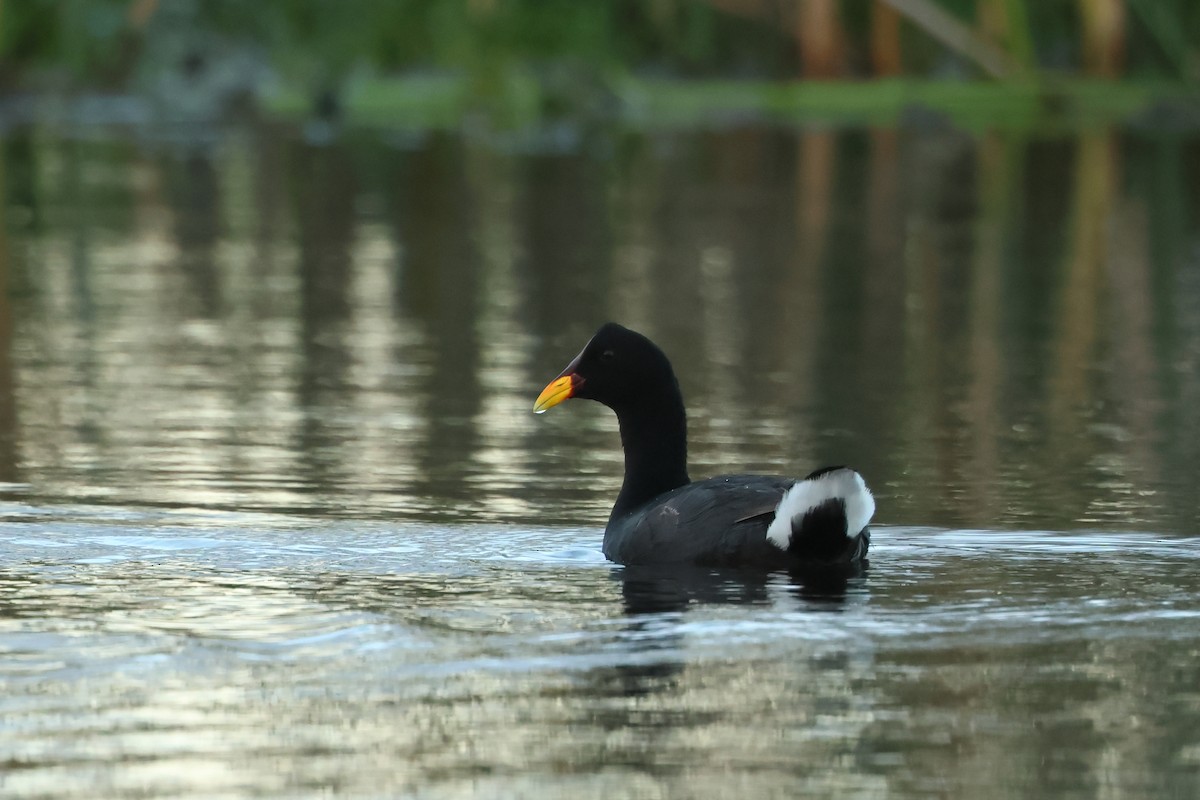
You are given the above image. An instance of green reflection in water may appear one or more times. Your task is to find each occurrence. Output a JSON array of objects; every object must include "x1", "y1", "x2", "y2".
[{"x1": 1, "y1": 123, "x2": 1198, "y2": 533}]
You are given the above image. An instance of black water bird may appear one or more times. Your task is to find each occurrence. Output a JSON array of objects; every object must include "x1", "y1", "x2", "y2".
[{"x1": 534, "y1": 323, "x2": 874, "y2": 569}]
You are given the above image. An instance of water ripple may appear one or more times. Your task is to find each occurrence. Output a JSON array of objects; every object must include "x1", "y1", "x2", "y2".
[{"x1": 2, "y1": 513, "x2": 1199, "y2": 799}]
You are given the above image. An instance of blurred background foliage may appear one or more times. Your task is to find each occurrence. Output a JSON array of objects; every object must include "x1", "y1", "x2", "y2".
[{"x1": 0, "y1": 1, "x2": 1197, "y2": 127}]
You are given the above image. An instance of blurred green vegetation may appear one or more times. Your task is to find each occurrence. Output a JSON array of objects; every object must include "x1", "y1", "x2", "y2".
[{"x1": 0, "y1": 0, "x2": 1197, "y2": 128}]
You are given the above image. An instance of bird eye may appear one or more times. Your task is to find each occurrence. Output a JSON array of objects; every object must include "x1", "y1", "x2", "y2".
[{"x1": 600, "y1": 349, "x2": 615, "y2": 362}]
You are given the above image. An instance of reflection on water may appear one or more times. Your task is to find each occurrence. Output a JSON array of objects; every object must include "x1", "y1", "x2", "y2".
[
  {"x1": 0, "y1": 124, "x2": 1198, "y2": 531},
  {"x1": 2, "y1": 119, "x2": 1200, "y2": 798},
  {"x1": 1, "y1": 517, "x2": 1198, "y2": 798}
]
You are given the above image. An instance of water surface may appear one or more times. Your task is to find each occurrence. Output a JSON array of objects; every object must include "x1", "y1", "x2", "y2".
[
  {"x1": 1, "y1": 117, "x2": 1199, "y2": 797},
  {"x1": 3, "y1": 510, "x2": 1198, "y2": 798}
]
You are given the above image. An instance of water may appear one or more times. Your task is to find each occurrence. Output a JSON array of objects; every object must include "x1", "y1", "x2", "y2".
[
  {"x1": 3, "y1": 513, "x2": 1198, "y2": 798},
  {"x1": 1, "y1": 117, "x2": 1199, "y2": 797}
]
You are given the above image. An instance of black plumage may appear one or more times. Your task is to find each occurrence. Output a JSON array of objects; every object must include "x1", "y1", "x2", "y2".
[{"x1": 534, "y1": 323, "x2": 873, "y2": 570}]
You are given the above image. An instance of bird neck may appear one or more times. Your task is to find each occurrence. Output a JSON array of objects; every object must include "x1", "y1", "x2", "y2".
[{"x1": 612, "y1": 394, "x2": 690, "y2": 519}]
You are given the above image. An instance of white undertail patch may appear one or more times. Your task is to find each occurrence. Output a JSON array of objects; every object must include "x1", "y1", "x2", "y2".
[{"x1": 765, "y1": 468, "x2": 875, "y2": 550}]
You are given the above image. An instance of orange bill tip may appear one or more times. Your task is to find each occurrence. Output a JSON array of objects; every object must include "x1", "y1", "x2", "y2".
[{"x1": 533, "y1": 374, "x2": 576, "y2": 414}]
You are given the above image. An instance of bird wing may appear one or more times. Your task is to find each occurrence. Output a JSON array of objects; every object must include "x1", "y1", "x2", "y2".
[{"x1": 615, "y1": 475, "x2": 793, "y2": 564}]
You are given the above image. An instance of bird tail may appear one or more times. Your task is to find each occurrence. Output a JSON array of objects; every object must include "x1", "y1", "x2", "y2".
[{"x1": 765, "y1": 467, "x2": 874, "y2": 561}]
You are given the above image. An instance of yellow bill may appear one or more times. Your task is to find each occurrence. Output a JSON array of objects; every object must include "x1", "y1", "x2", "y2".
[{"x1": 533, "y1": 375, "x2": 576, "y2": 414}]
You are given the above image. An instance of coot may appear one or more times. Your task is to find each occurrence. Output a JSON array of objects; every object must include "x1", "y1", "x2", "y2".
[{"x1": 534, "y1": 323, "x2": 874, "y2": 569}]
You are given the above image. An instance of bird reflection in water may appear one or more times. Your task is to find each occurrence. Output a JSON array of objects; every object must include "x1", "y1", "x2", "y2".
[
  {"x1": 617, "y1": 561, "x2": 868, "y2": 616},
  {"x1": 595, "y1": 561, "x2": 868, "y2": 699}
]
